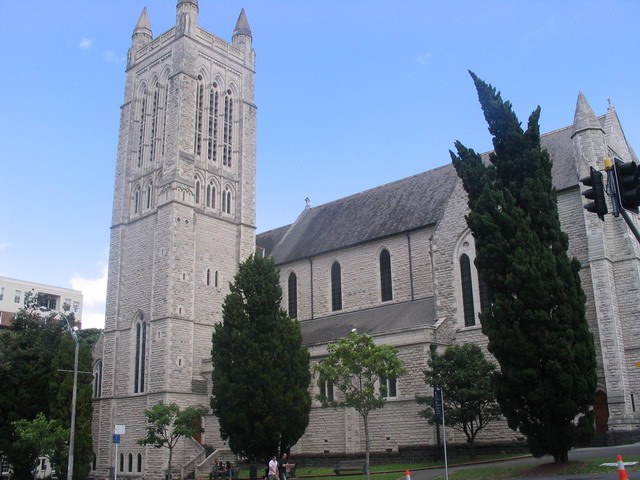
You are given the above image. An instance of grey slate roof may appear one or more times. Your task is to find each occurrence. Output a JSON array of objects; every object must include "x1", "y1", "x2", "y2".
[
  {"x1": 256, "y1": 123, "x2": 583, "y2": 265},
  {"x1": 260, "y1": 164, "x2": 459, "y2": 265},
  {"x1": 301, "y1": 297, "x2": 436, "y2": 345}
]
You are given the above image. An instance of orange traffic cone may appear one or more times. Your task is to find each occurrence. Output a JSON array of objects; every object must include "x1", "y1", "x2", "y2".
[
  {"x1": 617, "y1": 455, "x2": 629, "y2": 480},
  {"x1": 405, "y1": 470, "x2": 411, "y2": 480}
]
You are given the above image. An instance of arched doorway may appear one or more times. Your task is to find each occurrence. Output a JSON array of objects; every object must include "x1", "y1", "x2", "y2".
[{"x1": 594, "y1": 390, "x2": 609, "y2": 434}]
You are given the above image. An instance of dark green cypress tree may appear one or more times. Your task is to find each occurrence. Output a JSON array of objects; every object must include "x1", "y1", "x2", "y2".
[
  {"x1": 450, "y1": 72, "x2": 597, "y2": 464},
  {"x1": 211, "y1": 255, "x2": 311, "y2": 461}
]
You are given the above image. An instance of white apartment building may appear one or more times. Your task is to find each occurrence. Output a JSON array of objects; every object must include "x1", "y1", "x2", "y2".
[{"x1": 0, "y1": 276, "x2": 83, "y2": 327}]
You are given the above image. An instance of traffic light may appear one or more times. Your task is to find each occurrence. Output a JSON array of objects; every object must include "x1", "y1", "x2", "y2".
[
  {"x1": 613, "y1": 158, "x2": 640, "y2": 213},
  {"x1": 580, "y1": 167, "x2": 608, "y2": 220}
]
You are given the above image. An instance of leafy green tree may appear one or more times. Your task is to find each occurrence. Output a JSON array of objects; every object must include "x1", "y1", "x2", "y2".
[
  {"x1": 0, "y1": 299, "x2": 65, "y2": 480},
  {"x1": 138, "y1": 402, "x2": 207, "y2": 480},
  {"x1": 450, "y1": 72, "x2": 597, "y2": 464},
  {"x1": 211, "y1": 255, "x2": 311, "y2": 461},
  {"x1": 49, "y1": 332, "x2": 95, "y2": 480},
  {"x1": 313, "y1": 332, "x2": 406, "y2": 480},
  {"x1": 13, "y1": 413, "x2": 67, "y2": 476},
  {"x1": 416, "y1": 344, "x2": 501, "y2": 458}
]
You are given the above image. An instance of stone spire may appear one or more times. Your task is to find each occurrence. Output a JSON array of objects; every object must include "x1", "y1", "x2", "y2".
[
  {"x1": 571, "y1": 91, "x2": 604, "y2": 138},
  {"x1": 233, "y1": 8, "x2": 252, "y2": 39},
  {"x1": 129, "y1": 7, "x2": 152, "y2": 66},
  {"x1": 133, "y1": 7, "x2": 152, "y2": 39}
]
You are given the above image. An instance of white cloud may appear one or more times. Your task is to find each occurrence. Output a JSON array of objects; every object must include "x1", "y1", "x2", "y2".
[
  {"x1": 70, "y1": 264, "x2": 108, "y2": 330},
  {"x1": 79, "y1": 37, "x2": 93, "y2": 50},
  {"x1": 415, "y1": 51, "x2": 433, "y2": 66},
  {"x1": 103, "y1": 51, "x2": 124, "y2": 63}
]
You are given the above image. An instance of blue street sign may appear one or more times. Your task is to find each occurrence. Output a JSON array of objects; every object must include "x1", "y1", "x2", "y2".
[
  {"x1": 113, "y1": 434, "x2": 121, "y2": 444},
  {"x1": 434, "y1": 389, "x2": 443, "y2": 419}
]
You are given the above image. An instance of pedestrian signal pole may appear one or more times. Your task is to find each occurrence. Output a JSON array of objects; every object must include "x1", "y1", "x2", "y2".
[
  {"x1": 434, "y1": 389, "x2": 448, "y2": 480},
  {"x1": 605, "y1": 157, "x2": 640, "y2": 244}
]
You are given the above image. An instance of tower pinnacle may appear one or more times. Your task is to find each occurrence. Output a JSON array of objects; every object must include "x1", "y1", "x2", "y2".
[
  {"x1": 571, "y1": 92, "x2": 604, "y2": 138},
  {"x1": 233, "y1": 8, "x2": 252, "y2": 39}
]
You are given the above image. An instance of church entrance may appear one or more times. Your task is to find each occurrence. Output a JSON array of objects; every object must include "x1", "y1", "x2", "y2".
[{"x1": 594, "y1": 390, "x2": 609, "y2": 434}]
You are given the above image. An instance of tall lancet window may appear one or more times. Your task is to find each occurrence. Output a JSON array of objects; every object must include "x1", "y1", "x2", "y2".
[
  {"x1": 161, "y1": 85, "x2": 168, "y2": 156},
  {"x1": 148, "y1": 86, "x2": 159, "y2": 163},
  {"x1": 194, "y1": 76, "x2": 204, "y2": 156},
  {"x1": 134, "y1": 315, "x2": 147, "y2": 393},
  {"x1": 145, "y1": 183, "x2": 153, "y2": 210},
  {"x1": 288, "y1": 272, "x2": 298, "y2": 319},
  {"x1": 222, "y1": 187, "x2": 232, "y2": 214},
  {"x1": 331, "y1": 262, "x2": 342, "y2": 312},
  {"x1": 137, "y1": 90, "x2": 148, "y2": 168},
  {"x1": 379, "y1": 249, "x2": 393, "y2": 302},
  {"x1": 206, "y1": 182, "x2": 216, "y2": 208},
  {"x1": 460, "y1": 254, "x2": 475, "y2": 327},
  {"x1": 208, "y1": 83, "x2": 219, "y2": 162},
  {"x1": 223, "y1": 90, "x2": 233, "y2": 167},
  {"x1": 195, "y1": 178, "x2": 201, "y2": 205}
]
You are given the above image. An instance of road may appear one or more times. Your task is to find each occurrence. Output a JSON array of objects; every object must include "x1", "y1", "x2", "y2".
[{"x1": 408, "y1": 443, "x2": 640, "y2": 480}]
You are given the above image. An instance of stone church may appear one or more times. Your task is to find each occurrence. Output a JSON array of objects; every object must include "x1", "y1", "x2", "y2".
[{"x1": 92, "y1": 1, "x2": 640, "y2": 479}]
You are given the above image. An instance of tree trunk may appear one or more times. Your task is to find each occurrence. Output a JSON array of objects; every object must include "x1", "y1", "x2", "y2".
[
  {"x1": 553, "y1": 450, "x2": 569, "y2": 465},
  {"x1": 168, "y1": 446, "x2": 173, "y2": 480},
  {"x1": 363, "y1": 413, "x2": 370, "y2": 480}
]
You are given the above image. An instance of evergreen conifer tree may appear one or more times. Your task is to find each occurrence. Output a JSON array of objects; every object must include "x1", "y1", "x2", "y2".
[
  {"x1": 211, "y1": 255, "x2": 311, "y2": 461},
  {"x1": 450, "y1": 72, "x2": 597, "y2": 464}
]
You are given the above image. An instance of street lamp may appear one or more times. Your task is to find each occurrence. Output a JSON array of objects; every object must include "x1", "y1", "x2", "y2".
[{"x1": 40, "y1": 307, "x2": 79, "y2": 480}]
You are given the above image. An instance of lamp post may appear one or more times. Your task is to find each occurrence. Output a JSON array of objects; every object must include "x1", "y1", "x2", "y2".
[{"x1": 41, "y1": 307, "x2": 79, "y2": 480}]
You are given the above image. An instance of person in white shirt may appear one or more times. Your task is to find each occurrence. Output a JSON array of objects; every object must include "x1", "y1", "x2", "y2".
[{"x1": 268, "y1": 456, "x2": 279, "y2": 480}]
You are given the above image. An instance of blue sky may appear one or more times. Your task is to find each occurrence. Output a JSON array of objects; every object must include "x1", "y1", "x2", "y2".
[{"x1": 1, "y1": 0, "x2": 639, "y2": 329}]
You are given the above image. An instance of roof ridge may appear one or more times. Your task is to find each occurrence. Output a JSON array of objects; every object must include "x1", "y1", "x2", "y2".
[{"x1": 306, "y1": 163, "x2": 453, "y2": 212}]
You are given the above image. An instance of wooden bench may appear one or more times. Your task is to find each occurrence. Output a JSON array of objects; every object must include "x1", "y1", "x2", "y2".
[{"x1": 334, "y1": 460, "x2": 365, "y2": 475}]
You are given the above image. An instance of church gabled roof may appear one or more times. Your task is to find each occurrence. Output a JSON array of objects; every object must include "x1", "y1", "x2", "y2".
[
  {"x1": 261, "y1": 163, "x2": 459, "y2": 265},
  {"x1": 257, "y1": 110, "x2": 615, "y2": 267}
]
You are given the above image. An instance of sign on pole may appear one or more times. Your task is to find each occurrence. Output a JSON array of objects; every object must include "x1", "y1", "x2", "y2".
[{"x1": 434, "y1": 389, "x2": 443, "y2": 419}]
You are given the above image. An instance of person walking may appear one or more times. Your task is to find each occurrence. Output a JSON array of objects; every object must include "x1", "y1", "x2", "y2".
[
  {"x1": 268, "y1": 456, "x2": 279, "y2": 480},
  {"x1": 278, "y1": 453, "x2": 289, "y2": 480}
]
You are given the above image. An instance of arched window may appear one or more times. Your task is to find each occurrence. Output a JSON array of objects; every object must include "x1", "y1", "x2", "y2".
[
  {"x1": 288, "y1": 272, "x2": 298, "y2": 319},
  {"x1": 134, "y1": 188, "x2": 141, "y2": 214},
  {"x1": 93, "y1": 361, "x2": 102, "y2": 398},
  {"x1": 222, "y1": 188, "x2": 232, "y2": 214},
  {"x1": 134, "y1": 316, "x2": 147, "y2": 393},
  {"x1": 460, "y1": 254, "x2": 475, "y2": 327},
  {"x1": 479, "y1": 274, "x2": 491, "y2": 313},
  {"x1": 331, "y1": 262, "x2": 342, "y2": 311},
  {"x1": 206, "y1": 268, "x2": 211, "y2": 286},
  {"x1": 148, "y1": 87, "x2": 159, "y2": 163},
  {"x1": 206, "y1": 183, "x2": 216, "y2": 208},
  {"x1": 214, "y1": 270, "x2": 219, "y2": 288},
  {"x1": 161, "y1": 84, "x2": 168, "y2": 156},
  {"x1": 208, "y1": 83, "x2": 219, "y2": 162},
  {"x1": 137, "y1": 453, "x2": 142, "y2": 472},
  {"x1": 146, "y1": 183, "x2": 153, "y2": 210},
  {"x1": 195, "y1": 179, "x2": 201, "y2": 205},
  {"x1": 379, "y1": 249, "x2": 392, "y2": 302},
  {"x1": 137, "y1": 90, "x2": 147, "y2": 167},
  {"x1": 223, "y1": 90, "x2": 233, "y2": 167},
  {"x1": 128, "y1": 453, "x2": 133, "y2": 472},
  {"x1": 194, "y1": 76, "x2": 204, "y2": 156},
  {"x1": 119, "y1": 453, "x2": 124, "y2": 472}
]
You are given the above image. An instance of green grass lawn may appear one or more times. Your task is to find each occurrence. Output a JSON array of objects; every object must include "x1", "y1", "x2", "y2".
[
  {"x1": 291, "y1": 455, "x2": 640, "y2": 480},
  {"x1": 431, "y1": 456, "x2": 640, "y2": 479}
]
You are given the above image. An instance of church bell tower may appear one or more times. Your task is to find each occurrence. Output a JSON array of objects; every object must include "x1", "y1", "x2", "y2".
[{"x1": 93, "y1": 2, "x2": 256, "y2": 477}]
